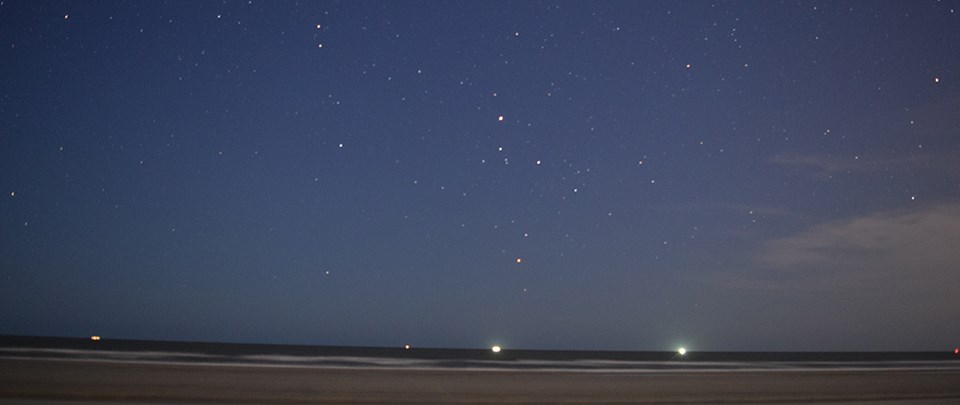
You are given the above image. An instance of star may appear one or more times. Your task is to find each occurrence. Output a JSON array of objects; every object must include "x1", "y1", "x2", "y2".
[{"x1": 498, "y1": 115, "x2": 504, "y2": 122}]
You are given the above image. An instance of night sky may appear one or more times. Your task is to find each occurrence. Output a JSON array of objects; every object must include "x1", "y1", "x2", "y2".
[{"x1": 2, "y1": 1, "x2": 959, "y2": 351}]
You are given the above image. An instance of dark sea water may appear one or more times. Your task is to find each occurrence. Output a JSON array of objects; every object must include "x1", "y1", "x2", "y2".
[{"x1": 2, "y1": 335, "x2": 957, "y2": 372}]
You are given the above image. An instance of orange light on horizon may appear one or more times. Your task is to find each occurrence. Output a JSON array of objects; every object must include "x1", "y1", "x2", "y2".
[
  {"x1": 954, "y1": 347, "x2": 958, "y2": 355},
  {"x1": 404, "y1": 344, "x2": 411, "y2": 350},
  {"x1": 90, "y1": 336, "x2": 101, "y2": 341}
]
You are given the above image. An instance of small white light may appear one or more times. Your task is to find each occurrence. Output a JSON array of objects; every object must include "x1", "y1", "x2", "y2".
[
  {"x1": 678, "y1": 347, "x2": 686, "y2": 355},
  {"x1": 491, "y1": 345, "x2": 501, "y2": 353}
]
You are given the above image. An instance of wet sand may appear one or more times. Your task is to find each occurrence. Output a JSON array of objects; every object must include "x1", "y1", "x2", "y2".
[{"x1": 2, "y1": 358, "x2": 959, "y2": 404}]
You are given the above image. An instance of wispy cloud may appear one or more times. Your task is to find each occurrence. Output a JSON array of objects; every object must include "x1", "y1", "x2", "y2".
[
  {"x1": 766, "y1": 153, "x2": 941, "y2": 174},
  {"x1": 693, "y1": 204, "x2": 960, "y2": 349},
  {"x1": 752, "y1": 204, "x2": 960, "y2": 294}
]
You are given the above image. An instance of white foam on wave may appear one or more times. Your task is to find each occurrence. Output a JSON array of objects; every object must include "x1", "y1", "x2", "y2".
[
  {"x1": 240, "y1": 354, "x2": 441, "y2": 367},
  {"x1": 3, "y1": 348, "x2": 958, "y2": 374},
  {"x1": 0, "y1": 347, "x2": 221, "y2": 360}
]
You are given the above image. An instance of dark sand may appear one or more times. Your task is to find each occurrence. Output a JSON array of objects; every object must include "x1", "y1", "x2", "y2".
[{"x1": 2, "y1": 358, "x2": 959, "y2": 404}]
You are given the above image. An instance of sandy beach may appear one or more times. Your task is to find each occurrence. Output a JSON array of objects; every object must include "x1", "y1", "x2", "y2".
[{"x1": 2, "y1": 357, "x2": 959, "y2": 404}]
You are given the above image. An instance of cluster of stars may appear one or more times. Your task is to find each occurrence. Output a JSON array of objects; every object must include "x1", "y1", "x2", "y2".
[{"x1": 1, "y1": 1, "x2": 956, "y2": 351}]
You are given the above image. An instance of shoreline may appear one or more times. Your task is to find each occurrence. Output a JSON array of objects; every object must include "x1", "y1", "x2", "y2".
[
  {"x1": 3, "y1": 357, "x2": 960, "y2": 404},
  {"x1": 2, "y1": 353, "x2": 959, "y2": 374}
]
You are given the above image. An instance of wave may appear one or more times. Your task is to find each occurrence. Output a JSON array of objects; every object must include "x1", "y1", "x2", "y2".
[{"x1": 3, "y1": 347, "x2": 958, "y2": 373}]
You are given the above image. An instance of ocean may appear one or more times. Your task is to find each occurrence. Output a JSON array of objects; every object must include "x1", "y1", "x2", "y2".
[{"x1": 2, "y1": 335, "x2": 957, "y2": 372}]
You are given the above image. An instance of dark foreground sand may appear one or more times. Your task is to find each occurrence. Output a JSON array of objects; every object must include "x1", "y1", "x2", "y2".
[{"x1": 2, "y1": 358, "x2": 959, "y2": 404}]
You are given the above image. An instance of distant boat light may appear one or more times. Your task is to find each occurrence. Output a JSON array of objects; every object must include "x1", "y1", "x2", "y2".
[
  {"x1": 491, "y1": 345, "x2": 501, "y2": 353},
  {"x1": 90, "y1": 336, "x2": 101, "y2": 341},
  {"x1": 678, "y1": 347, "x2": 686, "y2": 355},
  {"x1": 954, "y1": 347, "x2": 958, "y2": 355},
  {"x1": 404, "y1": 344, "x2": 411, "y2": 350}
]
